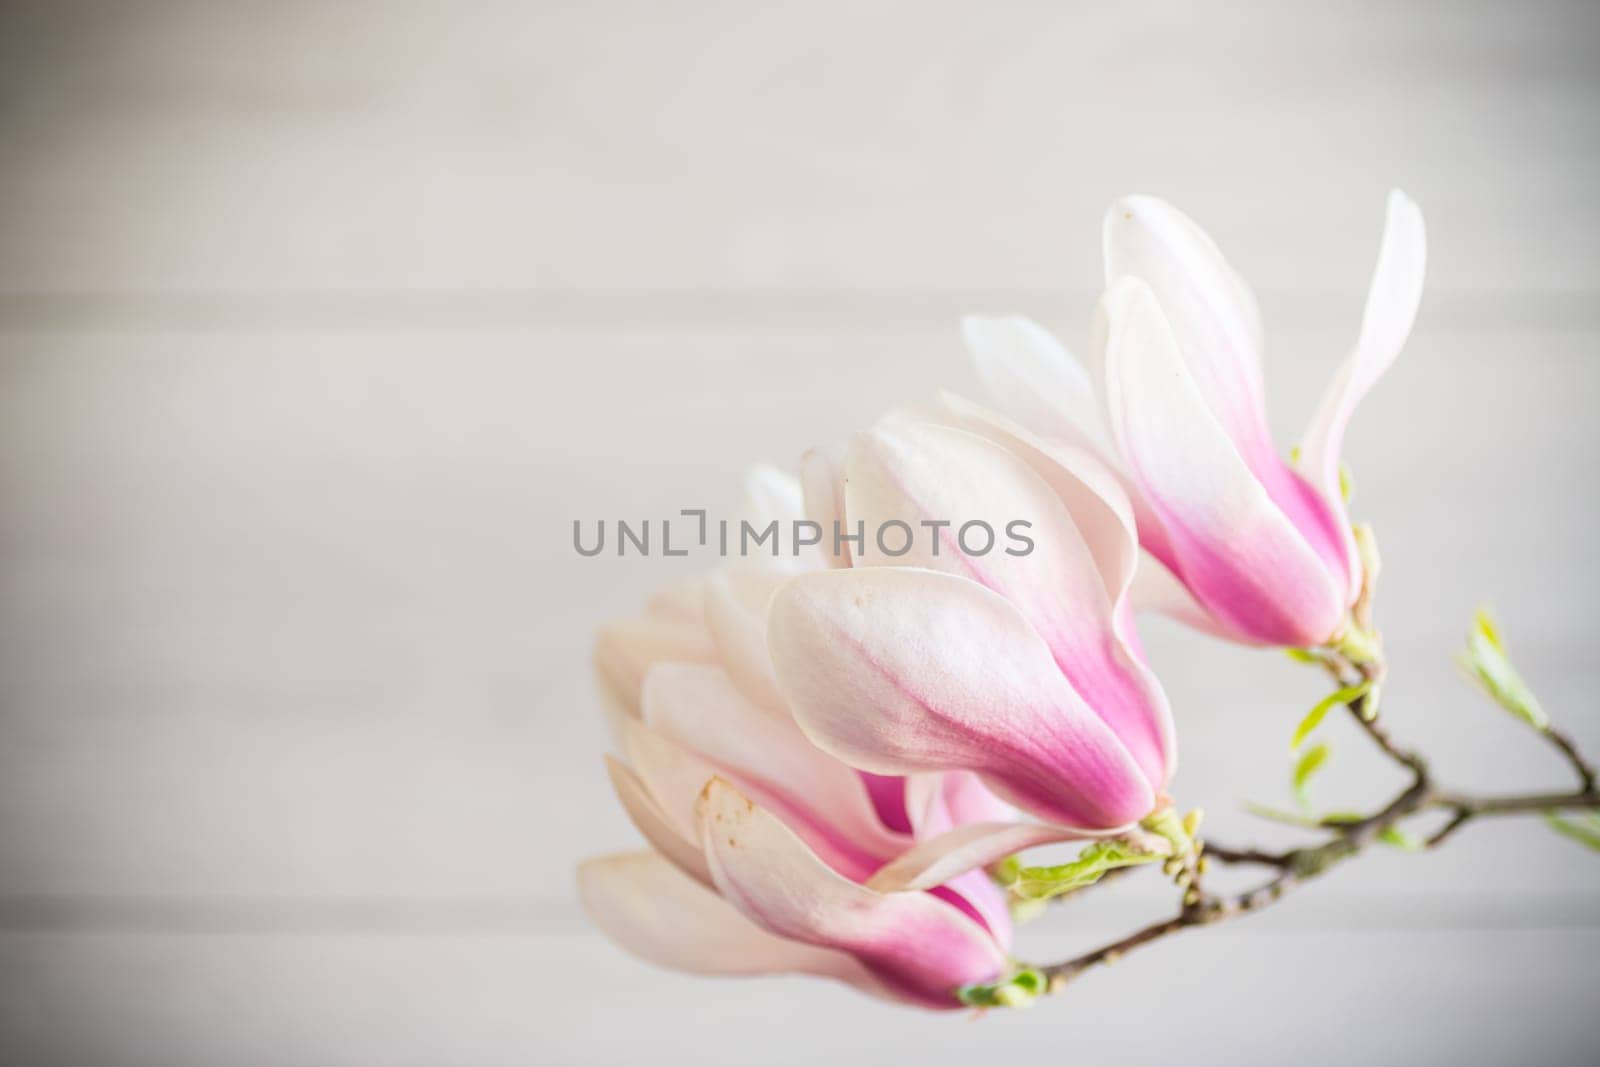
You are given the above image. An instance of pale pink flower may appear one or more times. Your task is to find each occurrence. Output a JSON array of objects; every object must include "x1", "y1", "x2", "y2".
[
  {"x1": 579, "y1": 470, "x2": 1084, "y2": 1009},
  {"x1": 965, "y1": 192, "x2": 1426, "y2": 647},
  {"x1": 770, "y1": 410, "x2": 1176, "y2": 831}
]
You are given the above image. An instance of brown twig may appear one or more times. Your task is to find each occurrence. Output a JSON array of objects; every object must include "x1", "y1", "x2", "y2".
[
  {"x1": 1542, "y1": 725, "x2": 1598, "y2": 792},
  {"x1": 1039, "y1": 779, "x2": 1600, "y2": 988},
  {"x1": 1033, "y1": 641, "x2": 1600, "y2": 991}
]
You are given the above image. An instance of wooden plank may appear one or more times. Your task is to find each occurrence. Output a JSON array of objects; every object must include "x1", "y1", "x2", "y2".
[
  {"x1": 0, "y1": 1, "x2": 1596, "y2": 293},
  {"x1": 0, "y1": 927, "x2": 1595, "y2": 1065}
]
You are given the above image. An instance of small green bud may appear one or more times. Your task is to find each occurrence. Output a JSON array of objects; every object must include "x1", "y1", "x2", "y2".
[
  {"x1": 1330, "y1": 623, "x2": 1382, "y2": 666},
  {"x1": 1458, "y1": 607, "x2": 1548, "y2": 731},
  {"x1": 1140, "y1": 806, "x2": 1192, "y2": 858}
]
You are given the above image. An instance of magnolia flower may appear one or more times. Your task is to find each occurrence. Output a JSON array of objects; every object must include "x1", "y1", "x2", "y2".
[
  {"x1": 965, "y1": 192, "x2": 1427, "y2": 647},
  {"x1": 771, "y1": 409, "x2": 1176, "y2": 829},
  {"x1": 579, "y1": 471, "x2": 1094, "y2": 1009}
]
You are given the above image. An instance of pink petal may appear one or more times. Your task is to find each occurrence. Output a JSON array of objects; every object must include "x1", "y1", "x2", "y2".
[
  {"x1": 768, "y1": 566, "x2": 1157, "y2": 829},
  {"x1": 642, "y1": 663, "x2": 908, "y2": 879},
  {"x1": 900, "y1": 772, "x2": 1013, "y2": 838},
  {"x1": 859, "y1": 771, "x2": 914, "y2": 834},
  {"x1": 1105, "y1": 197, "x2": 1353, "y2": 597},
  {"x1": 928, "y1": 870, "x2": 1012, "y2": 953},
  {"x1": 698, "y1": 779, "x2": 1006, "y2": 1010},
  {"x1": 1095, "y1": 277, "x2": 1345, "y2": 647},
  {"x1": 578, "y1": 851, "x2": 888, "y2": 998},
  {"x1": 1127, "y1": 550, "x2": 1237, "y2": 640},
  {"x1": 1301, "y1": 190, "x2": 1427, "y2": 596},
  {"x1": 905, "y1": 778, "x2": 1013, "y2": 947},
  {"x1": 844, "y1": 420, "x2": 1173, "y2": 787},
  {"x1": 937, "y1": 771, "x2": 1016, "y2": 826}
]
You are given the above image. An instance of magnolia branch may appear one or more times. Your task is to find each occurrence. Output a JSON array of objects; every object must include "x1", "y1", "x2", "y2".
[{"x1": 1032, "y1": 652, "x2": 1600, "y2": 992}]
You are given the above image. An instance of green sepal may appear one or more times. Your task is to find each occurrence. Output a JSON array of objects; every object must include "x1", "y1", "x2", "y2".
[
  {"x1": 1003, "y1": 839, "x2": 1162, "y2": 902},
  {"x1": 957, "y1": 965, "x2": 1047, "y2": 1009},
  {"x1": 1458, "y1": 607, "x2": 1549, "y2": 731},
  {"x1": 1330, "y1": 624, "x2": 1382, "y2": 667},
  {"x1": 1291, "y1": 681, "x2": 1371, "y2": 751},
  {"x1": 1140, "y1": 806, "x2": 1193, "y2": 859},
  {"x1": 1542, "y1": 810, "x2": 1600, "y2": 853}
]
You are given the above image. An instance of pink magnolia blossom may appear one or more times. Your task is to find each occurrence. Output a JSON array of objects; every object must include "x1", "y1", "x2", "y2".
[
  {"x1": 770, "y1": 411, "x2": 1176, "y2": 830},
  {"x1": 965, "y1": 192, "x2": 1426, "y2": 647},
  {"x1": 579, "y1": 470, "x2": 1098, "y2": 1009}
]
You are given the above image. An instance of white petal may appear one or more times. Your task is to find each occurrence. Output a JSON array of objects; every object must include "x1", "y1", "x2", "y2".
[
  {"x1": 936, "y1": 391, "x2": 1139, "y2": 608},
  {"x1": 1104, "y1": 195, "x2": 1275, "y2": 468},
  {"x1": 962, "y1": 314, "x2": 1110, "y2": 451},
  {"x1": 616, "y1": 714, "x2": 720, "y2": 840},
  {"x1": 739, "y1": 464, "x2": 813, "y2": 567},
  {"x1": 702, "y1": 565, "x2": 793, "y2": 714},
  {"x1": 604, "y1": 755, "x2": 711, "y2": 886},
  {"x1": 800, "y1": 446, "x2": 852, "y2": 568},
  {"x1": 845, "y1": 420, "x2": 1114, "y2": 651},
  {"x1": 594, "y1": 615, "x2": 717, "y2": 717},
  {"x1": 741, "y1": 463, "x2": 806, "y2": 524},
  {"x1": 1300, "y1": 190, "x2": 1427, "y2": 588}
]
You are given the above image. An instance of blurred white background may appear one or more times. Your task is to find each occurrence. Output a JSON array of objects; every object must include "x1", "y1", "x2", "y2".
[{"x1": 1, "y1": 2, "x2": 1597, "y2": 1064}]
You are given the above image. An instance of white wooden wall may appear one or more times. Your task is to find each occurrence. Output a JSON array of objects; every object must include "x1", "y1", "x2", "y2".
[{"x1": 1, "y1": 2, "x2": 1597, "y2": 1063}]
